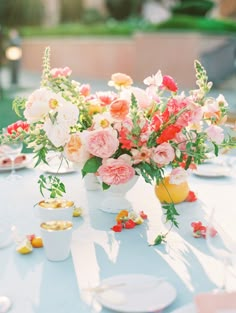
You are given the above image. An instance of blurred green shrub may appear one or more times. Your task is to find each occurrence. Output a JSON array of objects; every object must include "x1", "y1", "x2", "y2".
[
  {"x1": 105, "y1": 0, "x2": 144, "y2": 20},
  {"x1": 171, "y1": 0, "x2": 214, "y2": 17},
  {"x1": 81, "y1": 8, "x2": 105, "y2": 25},
  {"x1": 0, "y1": 0, "x2": 43, "y2": 26}
]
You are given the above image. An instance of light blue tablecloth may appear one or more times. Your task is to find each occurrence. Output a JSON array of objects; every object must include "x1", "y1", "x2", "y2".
[{"x1": 0, "y1": 155, "x2": 236, "y2": 313}]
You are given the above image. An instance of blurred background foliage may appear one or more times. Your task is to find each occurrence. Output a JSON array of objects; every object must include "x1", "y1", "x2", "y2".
[{"x1": 0, "y1": 0, "x2": 235, "y2": 37}]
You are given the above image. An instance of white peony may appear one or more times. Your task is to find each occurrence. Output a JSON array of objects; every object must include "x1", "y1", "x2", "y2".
[
  {"x1": 43, "y1": 118, "x2": 71, "y2": 148},
  {"x1": 24, "y1": 88, "x2": 54, "y2": 123}
]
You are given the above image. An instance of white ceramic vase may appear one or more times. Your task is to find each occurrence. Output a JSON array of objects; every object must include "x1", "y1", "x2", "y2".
[
  {"x1": 83, "y1": 173, "x2": 101, "y2": 191},
  {"x1": 100, "y1": 175, "x2": 139, "y2": 213}
]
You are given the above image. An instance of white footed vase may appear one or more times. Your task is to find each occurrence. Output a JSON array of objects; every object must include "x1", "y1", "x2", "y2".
[
  {"x1": 100, "y1": 175, "x2": 139, "y2": 213},
  {"x1": 83, "y1": 173, "x2": 101, "y2": 191}
]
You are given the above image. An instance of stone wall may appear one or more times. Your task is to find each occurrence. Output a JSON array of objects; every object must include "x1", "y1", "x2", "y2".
[{"x1": 21, "y1": 32, "x2": 235, "y2": 88}]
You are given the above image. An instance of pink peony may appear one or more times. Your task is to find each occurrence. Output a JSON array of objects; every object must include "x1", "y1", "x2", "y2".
[
  {"x1": 151, "y1": 142, "x2": 175, "y2": 166},
  {"x1": 85, "y1": 129, "x2": 119, "y2": 158},
  {"x1": 98, "y1": 158, "x2": 135, "y2": 185}
]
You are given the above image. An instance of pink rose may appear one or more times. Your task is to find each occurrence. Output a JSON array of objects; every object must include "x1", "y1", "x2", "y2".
[
  {"x1": 151, "y1": 142, "x2": 175, "y2": 166},
  {"x1": 169, "y1": 167, "x2": 188, "y2": 185},
  {"x1": 98, "y1": 158, "x2": 135, "y2": 185},
  {"x1": 205, "y1": 125, "x2": 224, "y2": 144},
  {"x1": 85, "y1": 129, "x2": 119, "y2": 158}
]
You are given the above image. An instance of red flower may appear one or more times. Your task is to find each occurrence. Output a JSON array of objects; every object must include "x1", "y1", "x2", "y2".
[
  {"x1": 124, "y1": 219, "x2": 136, "y2": 229},
  {"x1": 162, "y1": 75, "x2": 178, "y2": 92},
  {"x1": 119, "y1": 127, "x2": 134, "y2": 150},
  {"x1": 156, "y1": 125, "x2": 181, "y2": 144},
  {"x1": 140, "y1": 211, "x2": 148, "y2": 220},
  {"x1": 151, "y1": 115, "x2": 162, "y2": 132},
  {"x1": 185, "y1": 191, "x2": 197, "y2": 202},
  {"x1": 111, "y1": 223, "x2": 123, "y2": 232},
  {"x1": 191, "y1": 221, "x2": 206, "y2": 238},
  {"x1": 7, "y1": 120, "x2": 29, "y2": 135}
]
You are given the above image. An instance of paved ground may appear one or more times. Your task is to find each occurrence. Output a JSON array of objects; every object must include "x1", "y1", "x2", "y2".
[{"x1": 1, "y1": 66, "x2": 236, "y2": 119}]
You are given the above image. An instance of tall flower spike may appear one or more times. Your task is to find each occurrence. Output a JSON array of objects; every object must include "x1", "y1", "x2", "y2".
[
  {"x1": 194, "y1": 60, "x2": 213, "y2": 94},
  {"x1": 41, "y1": 46, "x2": 51, "y2": 87}
]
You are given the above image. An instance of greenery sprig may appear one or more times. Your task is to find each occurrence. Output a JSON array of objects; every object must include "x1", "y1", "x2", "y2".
[{"x1": 38, "y1": 174, "x2": 66, "y2": 198}]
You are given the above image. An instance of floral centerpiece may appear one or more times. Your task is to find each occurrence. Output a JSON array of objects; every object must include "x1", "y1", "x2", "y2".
[{"x1": 2, "y1": 47, "x2": 235, "y2": 244}]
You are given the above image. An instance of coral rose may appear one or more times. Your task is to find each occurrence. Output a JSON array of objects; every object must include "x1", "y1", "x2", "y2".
[
  {"x1": 110, "y1": 99, "x2": 129, "y2": 121},
  {"x1": 85, "y1": 129, "x2": 119, "y2": 158},
  {"x1": 98, "y1": 158, "x2": 135, "y2": 185}
]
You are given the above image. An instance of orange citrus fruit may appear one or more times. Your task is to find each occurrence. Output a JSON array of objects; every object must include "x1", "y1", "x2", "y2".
[
  {"x1": 31, "y1": 237, "x2": 43, "y2": 248},
  {"x1": 155, "y1": 176, "x2": 189, "y2": 204}
]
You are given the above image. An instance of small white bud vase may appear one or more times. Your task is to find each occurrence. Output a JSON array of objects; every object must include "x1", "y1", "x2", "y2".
[
  {"x1": 100, "y1": 175, "x2": 139, "y2": 213},
  {"x1": 83, "y1": 173, "x2": 101, "y2": 191}
]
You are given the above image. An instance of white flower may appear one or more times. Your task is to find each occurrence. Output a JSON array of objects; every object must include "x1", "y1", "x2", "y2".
[
  {"x1": 143, "y1": 70, "x2": 163, "y2": 87},
  {"x1": 56, "y1": 102, "x2": 79, "y2": 126},
  {"x1": 203, "y1": 98, "x2": 219, "y2": 113},
  {"x1": 43, "y1": 119, "x2": 71, "y2": 148},
  {"x1": 216, "y1": 94, "x2": 228, "y2": 107},
  {"x1": 93, "y1": 112, "x2": 114, "y2": 130},
  {"x1": 24, "y1": 88, "x2": 54, "y2": 123}
]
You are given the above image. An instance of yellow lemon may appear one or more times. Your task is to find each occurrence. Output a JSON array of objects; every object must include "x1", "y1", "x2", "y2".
[
  {"x1": 16, "y1": 239, "x2": 33, "y2": 254},
  {"x1": 73, "y1": 207, "x2": 83, "y2": 217},
  {"x1": 155, "y1": 176, "x2": 189, "y2": 204}
]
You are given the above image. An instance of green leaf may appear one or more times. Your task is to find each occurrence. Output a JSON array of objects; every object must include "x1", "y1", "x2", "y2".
[
  {"x1": 82, "y1": 156, "x2": 102, "y2": 174},
  {"x1": 151, "y1": 234, "x2": 167, "y2": 246},
  {"x1": 37, "y1": 174, "x2": 66, "y2": 198},
  {"x1": 12, "y1": 97, "x2": 27, "y2": 117},
  {"x1": 102, "y1": 182, "x2": 110, "y2": 190},
  {"x1": 162, "y1": 203, "x2": 179, "y2": 228},
  {"x1": 213, "y1": 142, "x2": 219, "y2": 156}
]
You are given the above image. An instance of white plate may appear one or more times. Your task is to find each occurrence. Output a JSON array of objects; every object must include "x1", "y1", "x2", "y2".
[
  {"x1": 95, "y1": 274, "x2": 176, "y2": 313},
  {"x1": 0, "y1": 154, "x2": 31, "y2": 172},
  {"x1": 193, "y1": 163, "x2": 230, "y2": 178},
  {"x1": 30, "y1": 155, "x2": 78, "y2": 174},
  {"x1": 37, "y1": 162, "x2": 77, "y2": 174},
  {"x1": 170, "y1": 303, "x2": 195, "y2": 313}
]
